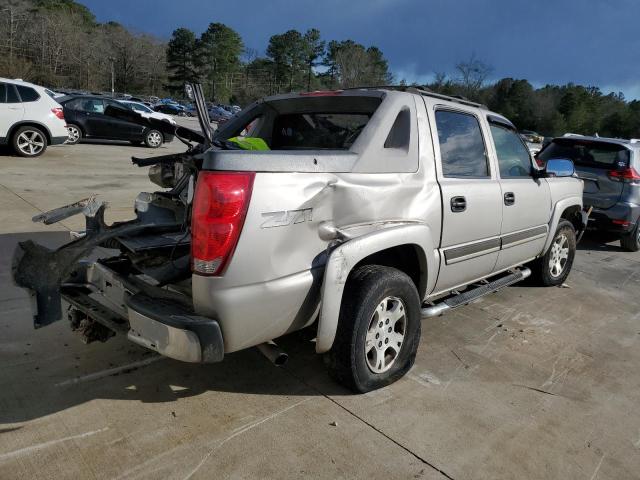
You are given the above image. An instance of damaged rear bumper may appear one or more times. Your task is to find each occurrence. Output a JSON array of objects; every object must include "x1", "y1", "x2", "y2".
[{"x1": 12, "y1": 195, "x2": 224, "y2": 364}]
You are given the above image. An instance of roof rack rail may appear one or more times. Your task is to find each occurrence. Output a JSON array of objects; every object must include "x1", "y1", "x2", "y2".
[{"x1": 343, "y1": 85, "x2": 487, "y2": 109}]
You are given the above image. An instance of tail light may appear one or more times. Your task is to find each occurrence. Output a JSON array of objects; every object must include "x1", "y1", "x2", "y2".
[
  {"x1": 191, "y1": 171, "x2": 255, "y2": 276},
  {"x1": 51, "y1": 107, "x2": 64, "y2": 120},
  {"x1": 608, "y1": 167, "x2": 640, "y2": 183}
]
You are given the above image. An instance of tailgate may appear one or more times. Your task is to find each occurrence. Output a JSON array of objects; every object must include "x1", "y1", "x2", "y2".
[{"x1": 576, "y1": 164, "x2": 625, "y2": 210}]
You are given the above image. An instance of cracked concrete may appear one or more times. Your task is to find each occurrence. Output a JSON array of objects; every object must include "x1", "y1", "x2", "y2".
[{"x1": 1, "y1": 134, "x2": 640, "y2": 479}]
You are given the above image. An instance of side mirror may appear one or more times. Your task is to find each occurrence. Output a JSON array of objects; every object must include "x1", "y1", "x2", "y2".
[
  {"x1": 185, "y1": 84, "x2": 194, "y2": 101},
  {"x1": 545, "y1": 158, "x2": 575, "y2": 177}
]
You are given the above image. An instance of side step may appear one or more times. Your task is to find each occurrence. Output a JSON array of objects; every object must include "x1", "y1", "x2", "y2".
[{"x1": 421, "y1": 267, "x2": 531, "y2": 318}]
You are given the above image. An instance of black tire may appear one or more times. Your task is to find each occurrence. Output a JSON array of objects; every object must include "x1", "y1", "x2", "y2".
[
  {"x1": 66, "y1": 124, "x2": 82, "y2": 145},
  {"x1": 324, "y1": 265, "x2": 421, "y2": 393},
  {"x1": 11, "y1": 125, "x2": 48, "y2": 157},
  {"x1": 530, "y1": 220, "x2": 576, "y2": 286},
  {"x1": 144, "y1": 129, "x2": 163, "y2": 148},
  {"x1": 620, "y1": 221, "x2": 640, "y2": 252}
]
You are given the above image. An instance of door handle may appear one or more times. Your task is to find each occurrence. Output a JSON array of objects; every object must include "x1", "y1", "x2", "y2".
[
  {"x1": 450, "y1": 196, "x2": 467, "y2": 212},
  {"x1": 504, "y1": 192, "x2": 515, "y2": 206}
]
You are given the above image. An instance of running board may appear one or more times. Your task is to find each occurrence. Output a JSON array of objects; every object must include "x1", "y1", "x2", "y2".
[{"x1": 421, "y1": 267, "x2": 531, "y2": 318}]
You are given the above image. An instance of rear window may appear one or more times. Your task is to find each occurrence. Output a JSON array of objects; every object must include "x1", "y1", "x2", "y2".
[
  {"x1": 539, "y1": 139, "x2": 630, "y2": 169},
  {"x1": 271, "y1": 113, "x2": 371, "y2": 150},
  {"x1": 16, "y1": 85, "x2": 40, "y2": 102}
]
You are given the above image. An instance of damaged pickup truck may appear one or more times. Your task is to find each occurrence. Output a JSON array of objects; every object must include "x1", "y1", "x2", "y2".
[{"x1": 12, "y1": 84, "x2": 587, "y2": 392}]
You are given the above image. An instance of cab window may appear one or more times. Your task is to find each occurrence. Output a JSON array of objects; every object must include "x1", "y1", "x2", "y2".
[
  {"x1": 435, "y1": 110, "x2": 489, "y2": 178},
  {"x1": 0, "y1": 83, "x2": 20, "y2": 103},
  {"x1": 490, "y1": 124, "x2": 533, "y2": 177}
]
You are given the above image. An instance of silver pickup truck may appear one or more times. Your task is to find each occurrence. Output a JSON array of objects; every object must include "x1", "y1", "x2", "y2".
[{"x1": 12, "y1": 86, "x2": 586, "y2": 392}]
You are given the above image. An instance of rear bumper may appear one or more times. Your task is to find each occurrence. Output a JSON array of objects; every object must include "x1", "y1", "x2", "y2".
[
  {"x1": 51, "y1": 135, "x2": 69, "y2": 146},
  {"x1": 587, "y1": 202, "x2": 640, "y2": 234},
  {"x1": 126, "y1": 293, "x2": 224, "y2": 363}
]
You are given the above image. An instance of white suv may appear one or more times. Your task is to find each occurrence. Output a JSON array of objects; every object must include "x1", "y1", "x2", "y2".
[{"x1": 0, "y1": 78, "x2": 69, "y2": 157}]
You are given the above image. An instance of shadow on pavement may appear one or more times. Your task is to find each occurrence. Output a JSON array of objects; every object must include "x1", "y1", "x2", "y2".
[{"x1": 0, "y1": 231, "x2": 347, "y2": 425}]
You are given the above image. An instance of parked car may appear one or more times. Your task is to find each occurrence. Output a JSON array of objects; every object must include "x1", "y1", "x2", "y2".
[
  {"x1": 537, "y1": 135, "x2": 640, "y2": 251},
  {"x1": 59, "y1": 95, "x2": 173, "y2": 148},
  {"x1": 520, "y1": 130, "x2": 544, "y2": 144},
  {"x1": 208, "y1": 105, "x2": 232, "y2": 124},
  {"x1": 13, "y1": 86, "x2": 585, "y2": 393},
  {"x1": 0, "y1": 77, "x2": 69, "y2": 157},
  {"x1": 153, "y1": 103, "x2": 187, "y2": 116},
  {"x1": 119, "y1": 100, "x2": 176, "y2": 125}
]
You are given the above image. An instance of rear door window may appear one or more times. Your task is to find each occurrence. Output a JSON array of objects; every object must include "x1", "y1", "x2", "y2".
[
  {"x1": 1, "y1": 83, "x2": 21, "y2": 103},
  {"x1": 16, "y1": 85, "x2": 40, "y2": 102},
  {"x1": 271, "y1": 113, "x2": 371, "y2": 150},
  {"x1": 76, "y1": 98, "x2": 105, "y2": 114},
  {"x1": 539, "y1": 140, "x2": 630, "y2": 169},
  {"x1": 435, "y1": 110, "x2": 489, "y2": 177}
]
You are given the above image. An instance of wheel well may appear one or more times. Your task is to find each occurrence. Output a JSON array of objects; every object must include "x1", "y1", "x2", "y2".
[
  {"x1": 352, "y1": 244, "x2": 426, "y2": 297},
  {"x1": 9, "y1": 122, "x2": 52, "y2": 144},
  {"x1": 560, "y1": 205, "x2": 582, "y2": 232}
]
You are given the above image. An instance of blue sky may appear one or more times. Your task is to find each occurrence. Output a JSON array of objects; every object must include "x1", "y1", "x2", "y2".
[{"x1": 79, "y1": 0, "x2": 640, "y2": 99}]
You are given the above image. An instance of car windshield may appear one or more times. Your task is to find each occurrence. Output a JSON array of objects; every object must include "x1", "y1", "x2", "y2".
[
  {"x1": 129, "y1": 102, "x2": 151, "y2": 113},
  {"x1": 539, "y1": 139, "x2": 631, "y2": 169}
]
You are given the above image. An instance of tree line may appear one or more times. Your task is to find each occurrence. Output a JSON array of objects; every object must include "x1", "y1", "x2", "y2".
[{"x1": 2, "y1": 0, "x2": 640, "y2": 138}]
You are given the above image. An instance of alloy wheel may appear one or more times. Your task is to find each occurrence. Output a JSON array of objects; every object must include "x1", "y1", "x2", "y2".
[
  {"x1": 17, "y1": 130, "x2": 45, "y2": 156},
  {"x1": 147, "y1": 131, "x2": 162, "y2": 147},
  {"x1": 549, "y1": 233, "x2": 569, "y2": 278},
  {"x1": 364, "y1": 296, "x2": 406, "y2": 373},
  {"x1": 67, "y1": 126, "x2": 80, "y2": 144}
]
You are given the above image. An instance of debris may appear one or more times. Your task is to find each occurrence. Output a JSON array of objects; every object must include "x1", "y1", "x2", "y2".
[
  {"x1": 559, "y1": 283, "x2": 571, "y2": 289},
  {"x1": 329, "y1": 421, "x2": 337, "y2": 427},
  {"x1": 171, "y1": 411, "x2": 176, "y2": 418}
]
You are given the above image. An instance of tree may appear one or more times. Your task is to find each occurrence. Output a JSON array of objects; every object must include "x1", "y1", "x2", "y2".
[
  {"x1": 198, "y1": 23, "x2": 243, "y2": 102},
  {"x1": 166, "y1": 28, "x2": 199, "y2": 93},
  {"x1": 266, "y1": 30, "x2": 305, "y2": 92},
  {"x1": 302, "y1": 28, "x2": 324, "y2": 91},
  {"x1": 455, "y1": 53, "x2": 492, "y2": 99},
  {"x1": 329, "y1": 40, "x2": 392, "y2": 88}
]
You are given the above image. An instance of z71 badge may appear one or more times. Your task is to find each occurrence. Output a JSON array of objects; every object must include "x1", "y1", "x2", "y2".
[{"x1": 261, "y1": 208, "x2": 313, "y2": 228}]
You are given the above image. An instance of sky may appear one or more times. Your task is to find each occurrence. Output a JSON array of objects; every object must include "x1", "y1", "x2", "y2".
[{"x1": 78, "y1": 0, "x2": 640, "y2": 99}]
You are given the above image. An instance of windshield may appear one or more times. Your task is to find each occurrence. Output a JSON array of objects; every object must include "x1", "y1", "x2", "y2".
[
  {"x1": 539, "y1": 139, "x2": 630, "y2": 169},
  {"x1": 128, "y1": 102, "x2": 152, "y2": 113}
]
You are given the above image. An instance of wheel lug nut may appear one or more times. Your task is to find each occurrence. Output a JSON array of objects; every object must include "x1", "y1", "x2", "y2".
[
  {"x1": 378, "y1": 341, "x2": 382, "y2": 347},
  {"x1": 385, "y1": 338, "x2": 389, "y2": 344},
  {"x1": 388, "y1": 327, "x2": 392, "y2": 333},
  {"x1": 379, "y1": 322, "x2": 383, "y2": 328},
  {"x1": 385, "y1": 319, "x2": 389, "y2": 325},
  {"x1": 375, "y1": 333, "x2": 379, "y2": 339}
]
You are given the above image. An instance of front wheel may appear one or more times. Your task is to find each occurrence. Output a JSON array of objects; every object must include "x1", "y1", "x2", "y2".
[
  {"x1": 144, "y1": 129, "x2": 163, "y2": 148},
  {"x1": 324, "y1": 265, "x2": 421, "y2": 393},
  {"x1": 66, "y1": 124, "x2": 82, "y2": 145},
  {"x1": 530, "y1": 220, "x2": 576, "y2": 286}
]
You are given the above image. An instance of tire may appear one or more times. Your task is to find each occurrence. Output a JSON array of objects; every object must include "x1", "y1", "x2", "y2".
[
  {"x1": 530, "y1": 220, "x2": 576, "y2": 286},
  {"x1": 11, "y1": 126, "x2": 47, "y2": 157},
  {"x1": 620, "y1": 221, "x2": 640, "y2": 252},
  {"x1": 324, "y1": 265, "x2": 421, "y2": 393},
  {"x1": 144, "y1": 129, "x2": 163, "y2": 148},
  {"x1": 66, "y1": 124, "x2": 82, "y2": 145}
]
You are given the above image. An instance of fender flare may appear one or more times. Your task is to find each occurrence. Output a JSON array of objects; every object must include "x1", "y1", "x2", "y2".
[
  {"x1": 542, "y1": 196, "x2": 583, "y2": 253},
  {"x1": 315, "y1": 223, "x2": 438, "y2": 354},
  {"x1": 8, "y1": 121, "x2": 54, "y2": 144}
]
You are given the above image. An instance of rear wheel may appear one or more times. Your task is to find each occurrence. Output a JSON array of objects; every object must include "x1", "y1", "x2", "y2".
[
  {"x1": 12, "y1": 126, "x2": 47, "y2": 157},
  {"x1": 144, "y1": 129, "x2": 163, "y2": 148},
  {"x1": 620, "y1": 221, "x2": 640, "y2": 252},
  {"x1": 324, "y1": 265, "x2": 421, "y2": 393},
  {"x1": 531, "y1": 220, "x2": 576, "y2": 286}
]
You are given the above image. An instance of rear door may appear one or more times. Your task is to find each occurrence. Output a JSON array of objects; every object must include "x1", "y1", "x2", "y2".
[
  {"x1": 488, "y1": 120, "x2": 551, "y2": 270},
  {"x1": 65, "y1": 98, "x2": 108, "y2": 137},
  {"x1": 539, "y1": 139, "x2": 629, "y2": 209},
  {"x1": 0, "y1": 82, "x2": 25, "y2": 139},
  {"x1": 428, "y1": 106, "x2": 503, "y2": 293},
  {"x1": 104, "y1": 99, "x2": 145, "y2": 140}
]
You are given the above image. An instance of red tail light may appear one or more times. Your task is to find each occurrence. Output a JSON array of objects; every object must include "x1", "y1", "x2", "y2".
[
  {"x1": 608, "y1": 167, "x2": 640, "y2": 183},
  {"x1": 191, "y1": 172, "x2": 254, "y2": 276},
  {"x1": 51, "y1": 107, "x2": 64, "y2": 120}
]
